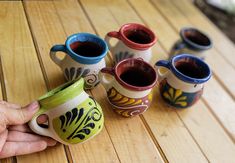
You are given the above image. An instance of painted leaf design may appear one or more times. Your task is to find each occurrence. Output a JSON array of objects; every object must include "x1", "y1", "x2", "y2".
[
  {"x1": 75, "y1": 67, "x2": 83, "y2": 79},
  {"x1": 70, "y1": 67, "x2": 75, "y2": 80},
  {"x1": 163, "y1": 87, "x2": 188, "y2": 107},
  {"x1": 82, "y1": 69, "x2": 90, "y2": 77},
  {"x1": 65, "y1": 97, "x2": 102, "y2": 140},
  {"x1": 59, "y1": 108, "x2": 84, "y2": 133},
  {"x1": 65, "y1": 68, "x2": 70, "y2": 80},
  {"x1": 115, "y1": 51, "x2": 134, "y2": 63}
]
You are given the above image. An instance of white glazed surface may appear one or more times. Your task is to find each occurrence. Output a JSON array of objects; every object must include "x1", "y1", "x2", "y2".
[
  {"x1": 29, "y1": 91, "x2": 89, "y2": 145},
  {"x1": 164, "y1": 72, "x2": 204, "y2": 93},
  {"x1": 111, "y1": 41, "x2": 152, "y2": 63},
  {"x1": 60, "y1": 55, "x2": 106, "y2": 88}
]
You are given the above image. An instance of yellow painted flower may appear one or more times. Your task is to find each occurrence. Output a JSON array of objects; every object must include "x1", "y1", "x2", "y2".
[{"x1": 163, "y1": 88, "x2": 187, "y2": 107}]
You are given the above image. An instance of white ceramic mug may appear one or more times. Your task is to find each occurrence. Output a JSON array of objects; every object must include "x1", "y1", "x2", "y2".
[
  {"x1": 105, "y1": 23, "x2": 157, "y2": 64},
  {"x1": 155, "y1": 54, "x2": 212, "y2": 108},
  {"x1": 50, "y1": 33, "x2": 108, "y2": 89}
]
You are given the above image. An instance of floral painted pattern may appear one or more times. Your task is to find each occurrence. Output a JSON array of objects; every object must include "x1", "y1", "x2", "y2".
[
  {"x1": 115, "y1": 51, "x2": 134, "y2": 63},
  {"x1": 159, "y1": 79, "x2": 203, "y2": 108},
  {"x1": 107, "y1": 87, "x2": 152, "y2": 117},
  {"x1": 163, "y1": 88, "x2": 187, "y2": 107}
]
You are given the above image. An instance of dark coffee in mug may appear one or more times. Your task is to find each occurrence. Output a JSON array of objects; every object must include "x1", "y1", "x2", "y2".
[
  {"x1": 185, "y1": 30, "x2": 211, "y2": 46},
  {"x1": 126, "y1": 29, "x2": 152, "y2": 44},
  {"x1": 175, "y1": 62, "x2": 206, "y2": 79},
  {"x1": 120, "y1": 68, "x2": 152, "y2": 87},
  {"x1": 70, "y1": 41, "x2": 103, "y2": 57}
]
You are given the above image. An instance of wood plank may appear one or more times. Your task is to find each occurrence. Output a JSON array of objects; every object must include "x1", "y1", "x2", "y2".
[
  {"x1": 80, "y1": 0, "x2": 210, "y2": 162},
  {"x1": 0, "y1": 1, "x2": 68, "y2": 163},
  {"x1": 53, "y1": 1, "x2": 121, "y2": 162},
  {"x1": 127, "y1": 0, "x2": 235, "y2": 162},
  {"x1": 129, "y1": 0, "x2": 235, "y2": 142},
  {"x1": 24, "y1": 0, "x2": 120, "y2": 162},
  {"x1": 90, "y1": 0, "x2": 235, "y2": 162},
  {"x1": 150, "y1": 0, "x2": 235, "y2": 100},
  {"x1": 173, "y1": 0, "x2": 235, "y2": 67},
  {"x1": 54, "y1": 0, "x2": 165, "y2": 162},
  {"x1": 202, "y1": 76, "x2": 235, "y2": 140}
]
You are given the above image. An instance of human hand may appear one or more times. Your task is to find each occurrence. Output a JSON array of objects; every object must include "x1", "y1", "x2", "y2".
[{"x1": 0, "y1": 101, "x2": 56, "y2": 158}]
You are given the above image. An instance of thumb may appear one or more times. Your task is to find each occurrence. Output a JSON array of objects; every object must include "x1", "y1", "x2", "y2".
[{"x1": 1, "y1": 101, "x2": 39, "y2": 126}]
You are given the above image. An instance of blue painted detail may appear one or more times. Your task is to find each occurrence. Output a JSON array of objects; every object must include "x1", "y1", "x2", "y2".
[
  {"x1": 156, "y1": 54, "x2": 211, "y2": 84},
  {"x1": 50, "y1": 44, "x2": 67, "y2": 53},
  {"x1": 65, "y1": 33, "x2": 108, "y2": 64},
  {"x1": 180, "y1": 27, "x2": 212, "y2": 51},
  {"x1": 155, "y1": 60, "x2": 170, "y2": 69},
  {"x1": 159, "y1": 80, "x2": 203, "y2": 109},
  {"x1": 50, "y1": 33, "x2": 108, "y2": 65}
]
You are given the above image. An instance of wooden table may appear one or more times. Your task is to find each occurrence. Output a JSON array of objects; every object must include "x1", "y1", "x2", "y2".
[{"x1": 0, "y1": 0, "x2": 235, "y2": 162}]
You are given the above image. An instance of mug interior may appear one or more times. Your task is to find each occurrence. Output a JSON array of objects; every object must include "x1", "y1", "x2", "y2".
[
  {"x1": 38, "y1": 78, "x2": 84, "y2": 110},
  {"x1": 182, "y1": 28, "x2": 212, "y2": 49},
  {"x1": 68, "y1": 33, "x2": 107, "y2": 57},
  {"x1": 122, "y1": 25, "x2": 155, "y2": 44},
  {"x1": 173, "y1": 55, "x2": 211, "y2": 80},
  {"x1": 116, "y1": 59, "x2": 157, "y2": 88},
  {"x1": 38, "y1": 80, "x2": 75, "y2": 101}
]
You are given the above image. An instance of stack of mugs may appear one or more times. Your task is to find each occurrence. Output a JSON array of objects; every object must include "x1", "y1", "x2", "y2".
[{"x1": 29, "y1": 23, "x2": 212, "y2": 145}]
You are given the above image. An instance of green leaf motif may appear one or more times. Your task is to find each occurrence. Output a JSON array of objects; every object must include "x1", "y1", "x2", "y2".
[{"x1": 53, "y1": 96, "x2": 103, "y2": 144}]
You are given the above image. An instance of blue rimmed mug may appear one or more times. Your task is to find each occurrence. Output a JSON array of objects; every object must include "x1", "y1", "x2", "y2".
[
  {"x1": 170, "y1": 27, "x2": 212, "y2": 59},
  {"x1": 50, "y1": 33, "x2": 108, "y2": 89},
  {"x1": 155, "y1": 54, "x2": 212, "y2": 108}
]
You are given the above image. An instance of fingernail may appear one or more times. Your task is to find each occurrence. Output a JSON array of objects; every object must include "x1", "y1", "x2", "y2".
[{"x1": 28, "y1": 101, "x2": 39, "y2": 112}]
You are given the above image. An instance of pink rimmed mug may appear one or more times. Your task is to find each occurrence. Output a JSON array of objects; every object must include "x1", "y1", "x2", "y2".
[
  {"x1": 105, "y1": 23, "x2": 157, "y2": 64},
  {"x1": 99, "y1": 58, "x2": 157, "y2": 117}
]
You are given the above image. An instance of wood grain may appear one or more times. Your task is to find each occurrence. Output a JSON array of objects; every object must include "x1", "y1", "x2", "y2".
[
  {"x1": 54, "y1": 0, "x2": 164, "y2": 162},
  {"x1": 53, "y1": 1, "x2": 121, "y2": 162},
  {"x1": 80, "y1": 0, "x2": 210, "y2": 162},
  {"x1": 0, "y1": 0, "x2": 234, "y2": 162},
  {"x1": 24, "y1": 0, "x2": 120, "y2": 162},
  {"x1": 150, "y1": 0, "x2": 235, "y2": 100},
  {"x1": 129, "y1": 0, "x2": 235, "y2": 142},
  {"x1": 0, "y1": 1, "x2": 68, "y2": 163},
  {"x1": 84, "y1": 0, "x2": 235, "y2": 162},
  {"x1": 173, "y1": 0, "x2": 235, "y2": 68}
]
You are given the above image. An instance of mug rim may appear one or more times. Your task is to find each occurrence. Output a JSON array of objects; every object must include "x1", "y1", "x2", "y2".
[
  {"x1": 180, "y1": 27, "x2": 212, "y2": 51},
  {"x1": 170, "y1": 54, "x2": 212, "y2": 84},
  {"x1": 114, "y1": 58, "x2": 157, "y2": 91},
  {"x1": 65, "y1": 33, "x2": 108, "y2": 64},
  {"x1": 39, "y1": 78, "x2": 85, "y2": 109},
  {"x1": 119, "y1": 23, "x2": 157, "y2": 50}
]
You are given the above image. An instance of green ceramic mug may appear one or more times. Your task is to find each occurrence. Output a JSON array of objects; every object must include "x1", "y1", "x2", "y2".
[{"x1": 29, "y1": 78, "x2": 104, "y2": 145}]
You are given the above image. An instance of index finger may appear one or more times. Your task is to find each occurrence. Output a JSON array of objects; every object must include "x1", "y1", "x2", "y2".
[
  {"x1": 0, "y1": 101, "x2": 39, "y2": 127},
  {"x1": 0, "y1": 141, "x2": 47, "y2": 158},
  {"x1": 0, "y1": 101, "x2": 21, "y2": 109}
]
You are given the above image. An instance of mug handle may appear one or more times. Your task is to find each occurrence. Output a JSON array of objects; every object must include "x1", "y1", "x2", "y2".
[
  {"x1": 105, "y1": 31, "x2": 121, "y2": 51},
  {"x1": 99, "y1": 67, "x2": 115, "y2": 91},
  {"x1": 170, "y1": 40, "x2": 186, "y2": 56},
  {"x1": 28, "y1": 109, "x2": 54, "y2": 138},
  {"x1": 50, "y1": 44, "x2": 67, "y2": 66},
  {"x1": 155, "y1": 60, "x2": 170, "y2": 82}
]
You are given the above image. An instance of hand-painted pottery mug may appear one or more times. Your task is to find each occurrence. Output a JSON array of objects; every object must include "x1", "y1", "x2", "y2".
[
  {"x1": 29, "y1": 78, "x2": 104, "y2": 145},
  {"x1": 170, "y1": 27, "x2": 212, "y2": 59},
  {"x1": 99, "y1": 58, "x2": 157, "y2": 117},
  {"x1": 50, "y1": 33, "x2": 108, "y2": 89},
  {"x1": 105, "y1": 23, "x2": 157, "y2": 64},
  {"x1": 155, "y1": 54, "x2": 212, "y2": 109}
]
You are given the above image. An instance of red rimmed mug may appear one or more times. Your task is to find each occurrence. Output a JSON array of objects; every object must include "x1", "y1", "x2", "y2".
[
  {"x1": 99, "y1": 58, "x2": 157, "y2": 117},
  {"x1": 105, "y1": 23, "x2": 157, "y2": 64}
]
